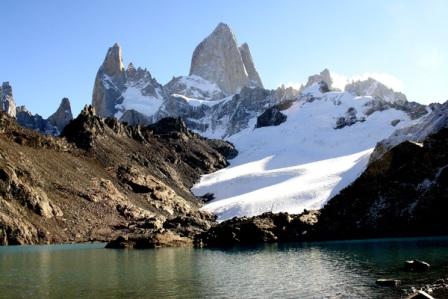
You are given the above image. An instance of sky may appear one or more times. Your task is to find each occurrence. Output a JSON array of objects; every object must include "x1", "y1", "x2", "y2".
[{"x1": 1, "y1": 0, "x2": 447, "y2": 117}]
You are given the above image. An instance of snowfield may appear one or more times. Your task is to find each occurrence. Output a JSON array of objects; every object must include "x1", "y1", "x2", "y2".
[
  {"x1": 115, "y1": 86, "x2": 164, "y2": 119},
  {"x1": 193, "y1": 87, "x2": 417, "y2": 221}
]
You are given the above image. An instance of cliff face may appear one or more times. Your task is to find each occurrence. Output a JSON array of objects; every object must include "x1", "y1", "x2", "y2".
[
  {"x1": 189, "y1": 23, "x2": 263, "y2": 95},
  {"x1": 91, "y1": 43, "x2": 127, "y2": 117},
  {"x1": 0, "y1": 82, "x2": 16, "y2": 118},
  {"x1": 0, "y1": 108, "x2": 236, "y2": 246}
]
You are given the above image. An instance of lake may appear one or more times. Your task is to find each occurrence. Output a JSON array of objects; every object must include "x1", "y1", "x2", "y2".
[{"x1": 1, "y1": 237, "x2": 448, "y2": 298}]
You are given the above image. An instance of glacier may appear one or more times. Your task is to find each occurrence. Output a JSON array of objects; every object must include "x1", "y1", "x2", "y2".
[{"x1": 193, "y1": 86, "x2": 419, "y2": 221}]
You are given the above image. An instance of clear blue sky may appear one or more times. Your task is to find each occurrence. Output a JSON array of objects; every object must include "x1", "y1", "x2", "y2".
[{"x1": 1, "y1": 0, "x2": 447, "y2": 117}]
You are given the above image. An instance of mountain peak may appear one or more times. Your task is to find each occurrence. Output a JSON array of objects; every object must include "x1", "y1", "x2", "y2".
[
  {"x1": 211, "y1": 22, "x2": 234, "y2": 38},
  {"x1": 101, "y1": 43, "x2": 124, "y2": 76},
  {"x1": 304, "y1": 69, "x2": 333, "y2": 91},
  {"x1": 189, "y1": 23, "x2": 262, "y2": 94},
  {"x1": 1, "y1": 81, "x2": 16, "y2": 118},
  {"x1": 238, "y1": 43, "x2": 263, "y2": 88},
  {"x1": 345, "y1": 77, "x2": 407, "y2": 104},
  {"x1": 47, "y1": 97, "x2": 73, "y2": 133}
]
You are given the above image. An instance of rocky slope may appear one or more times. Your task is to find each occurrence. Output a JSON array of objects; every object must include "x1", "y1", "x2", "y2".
[
  {"x1": 315, "y1": 104, "x2": 448, "y2": 240},
  {"x1": 0, "y1": 107, "x2": 236, "y2": 246}
]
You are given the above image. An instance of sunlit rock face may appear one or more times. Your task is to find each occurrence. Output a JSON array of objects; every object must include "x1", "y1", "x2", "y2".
[
  {"x1": 189, "y1": 23, "x2": 263, "y2": 95},
  {"x1": 92, "y1": 43, "x2": 126, "y2": 117},
  {"x1": 0, "y1": 82, "x2": 16, "y2": 118}
]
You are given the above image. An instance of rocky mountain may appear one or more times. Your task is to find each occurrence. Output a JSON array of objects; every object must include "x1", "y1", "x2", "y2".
[
  {"x1": 0, "y1": 107, "x2": 235, "y2": 245},
  {"x1": 92, "y1": 43, "x2": 165, "y2": 119},
  {"x1": 47, "y1": 97, "x2": 73, "y2": 132},
  {"x1": 16, "y1": 97, "x2": 73, "y2": 135},
  {"x1": 303, "y1": 69, "x2": 333, "y2": 91},
  {"x1": 15, "y1": 106, "x2": 59, "y2": 135},
  {"x1": 91, "y1": 23, "x2": 273, "y2": 138},
  {"x1": 0, "y1": 82, "x2": 73, "y2": 135},
  {"x1": 0, "y1": 82, "x2": 16, "y2": 118},
  {"x1": 89, "y1": 26, "x2": 430, "y2": 221},
  {"x1": 190, "y1": 23, "x2": 263, "y2": 94}
]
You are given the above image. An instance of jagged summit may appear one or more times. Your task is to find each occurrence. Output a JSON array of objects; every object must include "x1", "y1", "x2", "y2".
[
  {"x1": 239, "y1": 43, "x2": 263, "y2": 88},
  {"x1": 102, "y1": 43, "x2": 125, "y2": 76},
  {"x1": 345, "y1": 77, "x2": 407, "y2": 104},
  {"x1": 0, "y1": 81, "x2": 16, "y2": 118},
  {"x1": 189, "y1": 23, "x2": 263, "y2": 95},
  {"x1": 47, "y1": 97, "x2": 73, "y2": 132},
  {"x1": 92, "y1": 43, "x2": 164, "y2": 119},
  {"x1": 304, "y1": 69, "x2": 333, "y2": 91}
]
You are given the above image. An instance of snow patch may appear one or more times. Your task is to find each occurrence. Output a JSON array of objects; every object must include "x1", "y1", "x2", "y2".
[{"x1": 115, "y1": 86, "x2": 163, "y2": 119}]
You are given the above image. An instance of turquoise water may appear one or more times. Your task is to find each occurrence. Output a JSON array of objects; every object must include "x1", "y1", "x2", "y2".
[{"x1": 1, "y1": 237, "x2": 448, "y2": 298}]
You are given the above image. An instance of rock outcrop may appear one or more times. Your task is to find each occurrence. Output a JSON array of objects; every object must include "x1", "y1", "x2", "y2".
[
  {"x1": 304, "y1": 69, "x2": 333, "y2": 91},
  {"x1": 189, "y1": 23, "x2": 263, "y2": 95},
  {"x1": 0, "y1": 107, "x2": 236, "y2": 246},
  {"x1": 239, "y1": 43, "x2": 263, "y2": 88},
  {"x1": 371, "y1": 101, "x2": 447, "y2": 161},
  {"x1": 47, "y1": 98, "x2": 73, "y2": 132},
  {"x1": 256, "y1": 105, "x2": 287, "y2": 128},
  {"x1": 334, "y1": 107, "x2": 365, "y2": 129},
  {"x1": 0, "y1": 82, "x2": 16, "y2": 118},
  {"x1": 195, "y1": 210, "x2": 319, "y2": 247}
]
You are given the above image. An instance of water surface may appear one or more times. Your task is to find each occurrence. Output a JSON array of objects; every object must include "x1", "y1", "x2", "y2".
[{"x1": 1, "y1": 237, "x2": 448, "y2": 298}]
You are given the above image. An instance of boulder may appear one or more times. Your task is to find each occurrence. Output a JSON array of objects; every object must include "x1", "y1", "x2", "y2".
[
  {"x1": 405, "y1": 260, "x2": 431, "y2": 272},
  {"x1": 256, "y1": 106, "x2": 287, "y2": 128}
]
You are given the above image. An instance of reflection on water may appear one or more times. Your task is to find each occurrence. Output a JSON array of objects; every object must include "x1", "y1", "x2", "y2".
[{"x1": 1, "y1": 237, "x2": 448, "y2": 298}]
